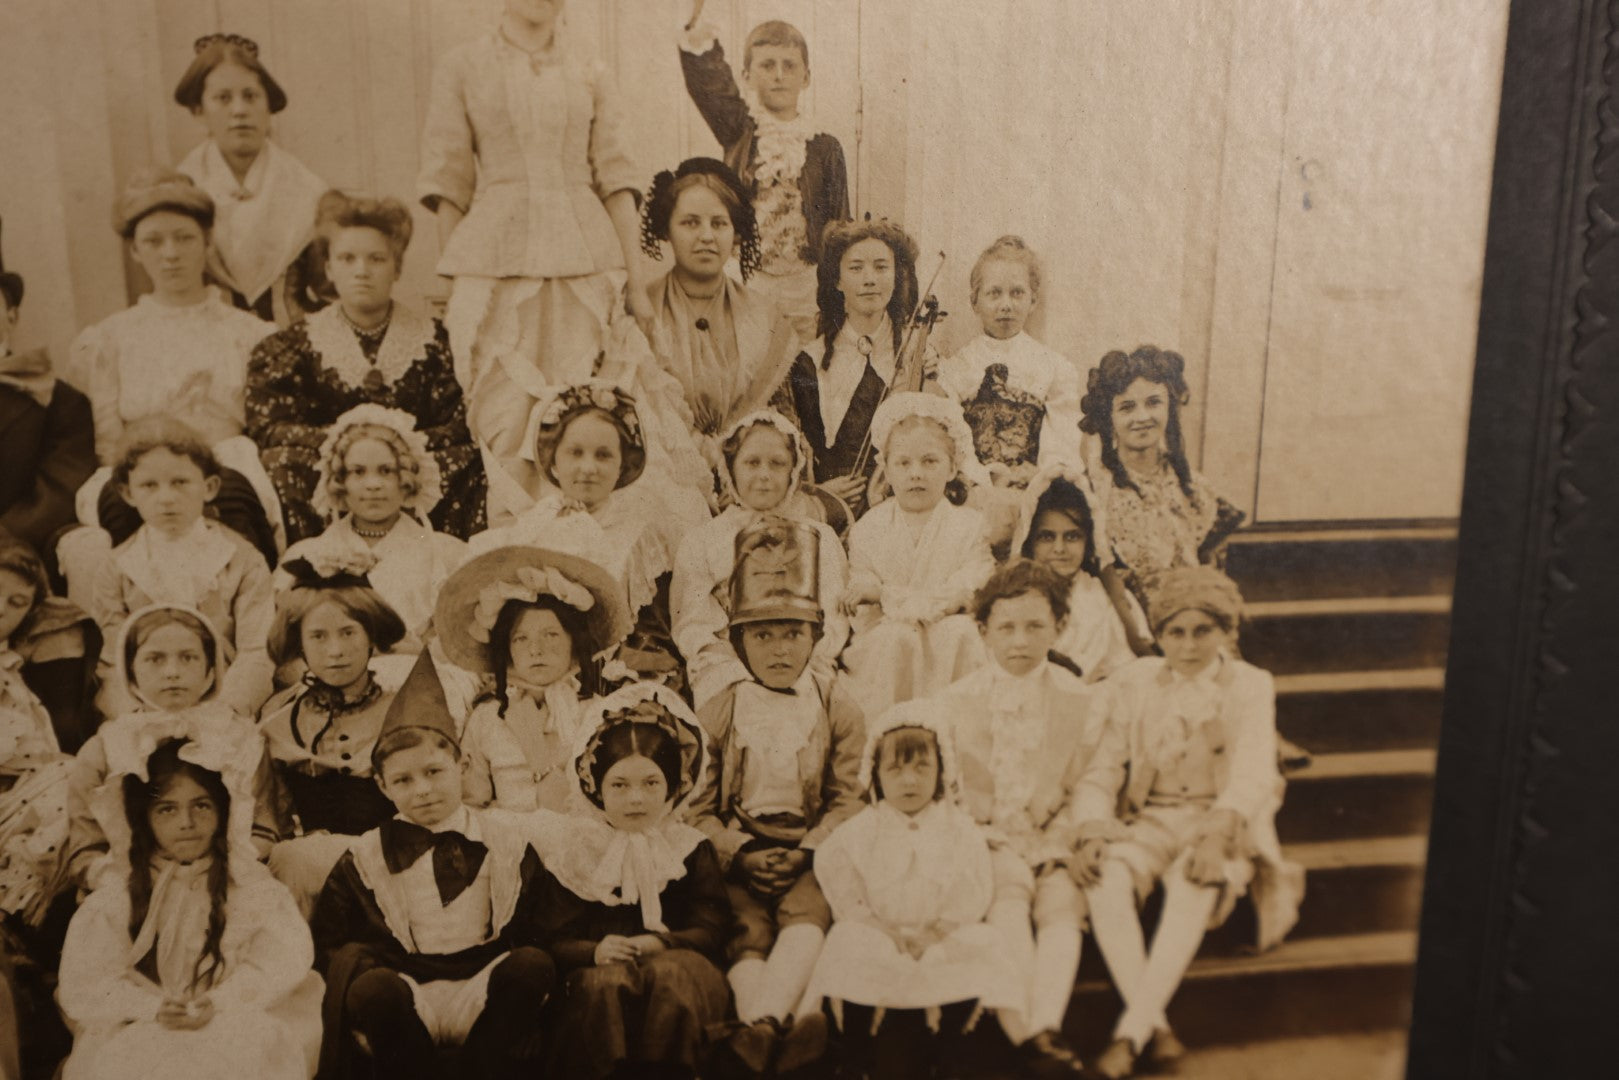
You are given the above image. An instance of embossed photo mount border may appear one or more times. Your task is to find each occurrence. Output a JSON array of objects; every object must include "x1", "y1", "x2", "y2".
[{"x1": 1408, "y1": 2, "x2": 1619, "y2": 1076}]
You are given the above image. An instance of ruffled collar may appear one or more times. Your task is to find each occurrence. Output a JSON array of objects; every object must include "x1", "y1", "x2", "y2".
[
  {"x1": 541, "y1": 810, "x2": 704, "y2": 931},
  {"x1": 299, "y1": 670, "x2": 381, "y2": 716},
  {"x1": 303, "y1": 301, "x2": 437, "y2": 390},
  {"x1": 745, "y1": 91, "x2": 812, "y2": 186},
  {"x1": 986, "y1": 662, "x2": 1050, "y2": 827}
]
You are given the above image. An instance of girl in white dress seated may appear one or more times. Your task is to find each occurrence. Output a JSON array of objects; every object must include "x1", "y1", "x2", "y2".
[
  {"x1": 57, "y1": 734, "x2": 322, "y2": 1080},
  {"x1": 840, "y1": 391, "x2": 994, "y2": 716},
  {"x1": 808, "y1": 699, "x2": 1021, "y2": 1080}
]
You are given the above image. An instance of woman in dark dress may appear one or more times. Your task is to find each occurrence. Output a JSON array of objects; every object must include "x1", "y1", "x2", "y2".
[{"x1": 246, "y1": 191, "x2": 486, "y2": 543}]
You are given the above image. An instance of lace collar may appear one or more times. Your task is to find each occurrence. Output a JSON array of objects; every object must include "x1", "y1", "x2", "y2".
[{"x1": 304, "y1": 302, "x2": 436, "y2": 389}]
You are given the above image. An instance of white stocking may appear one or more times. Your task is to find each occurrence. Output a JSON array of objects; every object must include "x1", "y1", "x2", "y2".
[
  {"x1": 989, "y1": 896, "x2": 1036, "y2": 1045},
  {"x1": 1115, "y1": 858, "x2": 1219, "y2": 1049},
  {"x1": 729, "y1": 956, "x2": 768, "y2": 1024},
  {"x1": 1029, "y1": 923, "x2": 1083, "y2": 1035},
  {"x1": 1087, "y1": 858, "x2": 1148, "y2": 1012},
  {"x1": 756, "y1": 924, "x2": 826, "y2": 1022}
]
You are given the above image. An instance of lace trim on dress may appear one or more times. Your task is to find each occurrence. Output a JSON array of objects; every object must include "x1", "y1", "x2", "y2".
[{"x1": 303, "y1": 302, "x2": 437, "y2": 389}]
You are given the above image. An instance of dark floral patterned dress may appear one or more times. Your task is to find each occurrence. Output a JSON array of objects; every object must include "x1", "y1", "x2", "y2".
[{"x1": 246, "y1": 303, "x2": 486, "y2": 542}]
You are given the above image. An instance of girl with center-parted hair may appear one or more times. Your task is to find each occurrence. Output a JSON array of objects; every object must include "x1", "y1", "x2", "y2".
[
  {"x1": 435, "y1": 544, "x2": 631, "y2": 813},
  {"x1": 272, "y1": 404, "x2": 470, "y2": 681},
  {"x1": 57, "y1": 735, "x2": 322, "y2": 1080},
  {"x1": 1010, "y1": 465, "x2": 1152, "y2": 677},
  {"x1": 805, "y1": 699, "x2": 1023, "y2": 1080},
  {"x1": 782, "y1": 216, "x2": 940, "y2": 517},
  {"x1": 247, "y1": 192, "x2": 486, "y2": 544},
  {"x1": 527, "y1": 681, "x2": 732, "y2": 1079},
  {"x1": 64, "y1": 604, "x2": 289, "y2": 897},
  {"x1": 839, "y1": 391, "x2": 994, "y2": 718},
  {"x1": 671, "y1": 409, "x2": 849, "y2": 708},
  {"x1": 638, "y1": 159, "x2": 801, "y2": 468},
  {"x1": 173, "y1": 32, "x2": 327, "y2": 324}
]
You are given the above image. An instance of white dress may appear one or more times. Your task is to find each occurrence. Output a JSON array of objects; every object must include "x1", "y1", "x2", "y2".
[
  {"x1": 842, "y1": 498, "x2": 993, "y2": 716},
  {"x1": 1055, "y1": 573, "x2": 1140, "y2": 683},
  {"x1": 58, "y1": 858, "x2": 323, "y2": 1080},
  {"x1": 808, "y1": 801, "x2": 1022, "y2": 1012},
  {"x1": 68, "y1": 292, "x2": 282, "y2": 540}
]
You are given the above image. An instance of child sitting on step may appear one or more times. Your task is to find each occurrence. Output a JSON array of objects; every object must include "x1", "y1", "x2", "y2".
[
  {"x1": 935, "y1": 558, "x2": 1112, "y2": 1078},
  {"x1": 1071, "y1": 566, "x2": 1305, "y2": 1080},
  {"x1": 685, "y1": 517, "x2": 865, "y2": 1076},
  {"x1": 309, "y1": 654, "x2": 558, "y2": 1080}
]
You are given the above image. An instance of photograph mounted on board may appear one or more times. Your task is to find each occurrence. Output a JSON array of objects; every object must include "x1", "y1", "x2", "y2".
[{"x1": 0, "y1": 0, "x2": 1508, "y2": 1077}]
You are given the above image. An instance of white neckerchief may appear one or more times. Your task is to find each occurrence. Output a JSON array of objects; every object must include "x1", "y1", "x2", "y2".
[
  {"x1": 118, "y1": 519, "x2": 235, "y2": 606},
  {"x1": 542, "y1": 810, "x2": 705, "y2": 932},
  {"x1": 130, "y1": 856, "x2": 216, "y2": 995},
  {"x1": 179, "y1": 139, "x2": 325, "y2": 306},
  {"x1": 1149, "y1": 654, "x2": 1226, "y2": 765},
  {"x1": 507, "y1": 671, "x2": 589, "y2": 755}
]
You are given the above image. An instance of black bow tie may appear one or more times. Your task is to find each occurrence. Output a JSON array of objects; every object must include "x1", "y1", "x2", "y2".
[{"x1": 381, "y1": 819, "x2": 489, "y2": 906}]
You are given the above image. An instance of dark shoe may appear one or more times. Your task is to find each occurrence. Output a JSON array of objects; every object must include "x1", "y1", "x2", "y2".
[
  {"x1": 1139, "y1": 1027, "x2": 1185, "y2": 1073},
  {"x1": 776, "y1": 1011, "x2": 830, "y2": 1073},
  {"x1": 1091, "y1": 1037, "x2": 1138, "y2": 1080},
  {"x1": 1017, "y1": 1029, "x2": 1088, "y2": 1078},
  {"x1": 727, "y1": 1018, "x2": 783, "y2": 1075}
]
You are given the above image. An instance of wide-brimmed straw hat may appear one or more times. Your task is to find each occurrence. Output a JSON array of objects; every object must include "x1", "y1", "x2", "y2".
[{"x1": 434, "y1": 545, "x2": 630, "y2": 673}]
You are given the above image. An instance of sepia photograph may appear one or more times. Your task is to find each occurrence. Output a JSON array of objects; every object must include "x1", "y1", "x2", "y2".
[{"x1": 0, "y1": 1, "x2": 1514, "y2": 1077}]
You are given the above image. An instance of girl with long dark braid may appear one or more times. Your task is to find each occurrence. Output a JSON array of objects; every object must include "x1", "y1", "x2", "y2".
[{"x1": 57, "y1": 737, "x2": 322, "y2": 1080}]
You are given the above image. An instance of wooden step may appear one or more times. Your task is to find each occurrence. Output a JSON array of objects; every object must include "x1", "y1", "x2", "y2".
[
  {"x1": 1225, "y1": 525, "x2": 1457, "y2": 603},
  {"x1": 1240, "y1": 600, "x2": 1452, "y2": 675},
  {"x1": 1276, "y1": 669, "x2": 1446, "y2": 752},
  {"x1": 1063, "y1": 931, "x2": 1418, "y2": 1050},
  {"x1": 1278, "y1": 751, "x2": 1435, "y2": 843},
  {"x1": 1197, "y1": 836, "x2": 1426, "y2": 954}
]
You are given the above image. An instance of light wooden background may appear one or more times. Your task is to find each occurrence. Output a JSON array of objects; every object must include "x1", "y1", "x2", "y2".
[{"x1": 0, "y1": 0, "x2": 1508, "y2": 523}]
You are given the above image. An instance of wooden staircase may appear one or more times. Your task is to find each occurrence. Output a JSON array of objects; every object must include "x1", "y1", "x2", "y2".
[{"x1": 1063, "y1": 524, "x2": 1455, "y2": 1052}]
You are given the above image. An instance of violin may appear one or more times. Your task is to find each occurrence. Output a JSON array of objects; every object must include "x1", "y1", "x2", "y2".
[{"x1": 848, "y1": 252, "x2": 950, "y2": 481}]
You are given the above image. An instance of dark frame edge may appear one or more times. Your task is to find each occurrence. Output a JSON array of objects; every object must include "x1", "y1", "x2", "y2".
[{"x1": 1409, "y1": 1, "x2": 1615, "y2": 1077}]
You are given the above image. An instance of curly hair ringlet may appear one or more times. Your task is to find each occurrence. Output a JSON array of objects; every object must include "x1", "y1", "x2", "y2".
[
  {"x1": 1079, "y1": 345, "x2": 1198, "y2": 504},
  {"x1": 322, "y1": 423, "x2": 423, "y2": 517},
  {"x1": 640, "y1": 158, "x2": 761, "y2": 280}
]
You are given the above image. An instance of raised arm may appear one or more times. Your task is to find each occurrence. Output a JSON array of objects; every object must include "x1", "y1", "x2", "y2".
[{"x1": 678, "y1": 23, "x2": 751, "y2": 151}]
